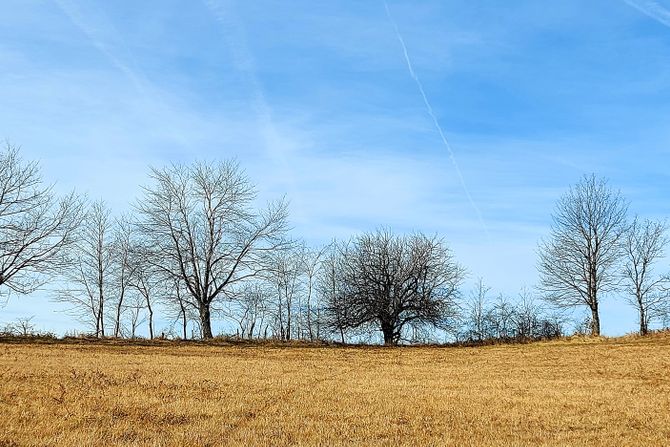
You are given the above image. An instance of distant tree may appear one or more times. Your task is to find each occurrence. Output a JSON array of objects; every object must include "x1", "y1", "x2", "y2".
[
  {"x1": 128, "y1": 244, "x2": 160, "y2": 339},
  {"x1": 134, "y1": 160, "x2": 289, "y2": 339},
  {"x1": 323, "y1": 229, "x2": 464, "y2": 345},
  {"x1": 461, "y1": 278, "x2": 492, "y2": 342},
  {"x1": 56, "y1": 200, "x2": 114, "y2": 337},
  {"x1": 2, "y1": 315, "x2": 36, "y2": 336},
  {"x1": 301, "y1": 244, "x2": 328, "y2": 341},
  {"x1": 0, "y1": 144, "x2": 83, "y2": 298},
  {"x1": 162, "y1": 277, "x2": 197, "y2": 340},
  {"x1": 226, "y1": 282, "x2": 270, "y2": 339},
  {"x1": 513, "y1": 287, "x2": 542, "y2": 338},
  {"x1": 538, "y1": 175, "x2": 628, "y2": 336},
  {"x1": 319, "y1": 246, "x2": 351, "y2": 343},
  {"x1": 110, "y1": 215, "x2": 135, "y2": 337},
  {"x1": 621, "y1": 217, "x2": 670, "y2": 335},
  {"x1": 267, "y1": 247, "x2": 302, "y2": 341}
]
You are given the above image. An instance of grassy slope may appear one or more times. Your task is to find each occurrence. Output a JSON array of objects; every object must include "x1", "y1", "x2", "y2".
[{"x1": 1, "y1": 333, "x2": 669, "y2": 446}]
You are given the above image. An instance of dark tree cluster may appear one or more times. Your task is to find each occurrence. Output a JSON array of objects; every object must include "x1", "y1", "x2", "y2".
[{"x1": 320, "y1": 230, "x2": 464, "y2": 345}]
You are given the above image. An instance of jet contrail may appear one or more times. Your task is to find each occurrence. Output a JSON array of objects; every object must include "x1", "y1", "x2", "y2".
[
  {"x1": 624, "y1": 0, "x2": 670, "y2": 27},
  {"x1": 383, "y1": 1, "x2": 489, "y2": 238},
  {"x1": 53, "y1": 0, "x2": 146, "y2": 95}
]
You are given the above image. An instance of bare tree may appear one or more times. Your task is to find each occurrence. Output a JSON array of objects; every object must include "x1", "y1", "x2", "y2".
[
  {"x1": 319, "y1": 246, "x2": 350, "y2": 343},
  {"x1": 621, "y1": 217, "x2": 670, "y2": 335},
  {"x1": 514, "y1": 287, "x2": 542, "y2": 338},
  {"x1": 267, "y1": 247, "x2": 302, "y2": 341},
  {"x1": 490, "y1": 293, "x2": 516, "y2": 339},
  {"x1": 128, "y1": 245, "x2": 159, "y2": 339},
  {"x1": 124, "y1": 293, "x2": 146, "y2": 339},
  {"x1": 538, "y1": 174, "x2": 628, "y2": 336},
  {"x1": 301, "y1": 244, "x2": 328, "y2": 341},
  {"x1": 0, "y1": 144, "x2": 83, "y2": 298},
  {"x1": 461, "y1": 278, "x2": 492, "y2": 342},
  {"x1": 110, "y1": 215, "x2": 135, "y2": 337},
  {"x1": 323, "y1": 229, "x2": 465, "y2": 345},
  {"x1": 2, "y1": 315, "x2": 36, "y2": 336},
  {"x1": 162, "y1": 277, "x2": 197, "y2": 340},
  {"x1": 56, "y1": 200, "x2": 114, "y2": 337},
  {"x1": 134, "y1": 160, "x2": 289, "y2": 338},
  {"x1": 226, "y1": 282, "x2": 270, "y2": 339}
]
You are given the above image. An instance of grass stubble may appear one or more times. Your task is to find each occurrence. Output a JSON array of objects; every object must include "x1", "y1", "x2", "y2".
[{"x1": 0, "y1": 333, "x2": 669, "y2": 446}]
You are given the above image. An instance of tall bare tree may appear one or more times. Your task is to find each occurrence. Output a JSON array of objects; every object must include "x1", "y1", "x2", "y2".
[
  {"x1": 323, "y1": 229, "x2": 464, "y2": 345},
  {"x1": 110, "y1": 215, "x2": 135, "y2": 337},
  {"x1": 267, "y1": 247, "x2": 302, "y2": 341},
  {"x1": 319, "y1": 245, "x2": 350, "y2": 343},
  {"x1": 538, "y1": 174, "x2": 628, "y2": 336},
  {"x1": 461, "y1": 278, "x2": 492, "y2": 342},
  {"x1": 128, "y1": 245, "x2": 159, "y2": 339},
  {"x1": 0, "y1": 144, "x2": 83, "y2": 298},
  {"x1": 621, "y1": 217, "x2": 670, "y2": 335},
  {"x1": 56, "y1": 200, "x2": 114, "y2": 337},
  {"x1": 301, "y1": 244, "x2": 328, "y2": 341},
  {"x1": 134, "y1": 160, "x2": 289, "y2": 338}
]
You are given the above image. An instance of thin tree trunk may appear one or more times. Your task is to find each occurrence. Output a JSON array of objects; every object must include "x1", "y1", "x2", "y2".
[
  {"x1": 147, "y1": 299, "x2": 154, "y2": 339},
  {"x1": 114, "y1": 289, "x2": 124, "y2": 338},
  {"x1": 639, "y1": 303, "x2": 648, "y2": 336},
  {"x1": 590, "y1": 304, "x2": 601, "y2": 336}
]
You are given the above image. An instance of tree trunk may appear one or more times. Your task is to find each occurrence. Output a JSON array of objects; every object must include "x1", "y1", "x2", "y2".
[
  {"x1": 639, "y1": 306, "x2": 648, "y2": 336},
  {"x1": 200, "y1": 304, "x2": 213, "y2": 339},
  {"x1": 182, "y1": 311, "x2": 188, "y2": 340},
  {"x1": 114, "y1": 292, "x2": 124, "y2": 338},
  {"x1": 590, "y1": 304, "x2": 601, "y2": 336},
  {"x1": 147, "y1": 303, "x2": 154, "y2": 339},
  {"x1": 381, "y1": 321, "x2": 396, "y2": 345}
]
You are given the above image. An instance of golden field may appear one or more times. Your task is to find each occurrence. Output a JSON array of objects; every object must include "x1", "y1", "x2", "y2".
[{"x1": 1, "y1": 334, "x2": 669, "y2": 446}]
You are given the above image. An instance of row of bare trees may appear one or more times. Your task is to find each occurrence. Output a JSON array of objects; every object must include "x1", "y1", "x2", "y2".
[
  {"x1": 458, "y1": 280, "x2": 564, "y2": 342},
  {"x1": 538, "y1": 174, "x2": 670, "y2": 336},
  {"x1": 0, "y1": 144, "x2": 668, "y2": 343}
]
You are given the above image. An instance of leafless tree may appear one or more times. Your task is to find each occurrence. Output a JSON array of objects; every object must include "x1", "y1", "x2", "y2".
[
  {"x1": 226, "y1": 282, "x2": 270, "y2": 339},
  {"x1": 56, "y1": 200, "x2": 114, "y2": 337},
  {"x1": 162, "y1": 277, "x2": 197, "y2": 340},
  {"x1": 514, "y1": 287, "x2": 542, "y2": 338},
  {"x1": 128, "y1": 245, "x2": 160, "y2": 339},
  {"x1": 461, "y1": 278, "x2": 492, "y2": 342},
  {"x1": 0, "y1": 144, "x2": 83, "y2": 298},
  {"x1": 538, "y1": 174, "x2": 628, "y2": 336},
  {"x1": 319, "y1": 245, "x2": 350, "y2": 343},
  {"x1": 301, "y1": 244, "x2": 328, "y2": 341},
  {"x1": 490, "y1": 293, "x2": 516, "y2": 339},
  {"x1": 2, "y1": 315, "x2": 36, "y2": 336},
  {"x1": 134, "y1": 160, "x2": 290, "y2": 338},
  {"x1": 124, "y1": 293, "x2": 146, "y2": 339},
  {"x1": 267, "y1": 247, "x2": 303, "y2": 341},
  {"x1": 621, "y1": 217, "x2": 670, "y2": 335},
  {"x1": 322, "y1": 229, "x2": 465, "y2": 345},
  {"x1": 110, "y1": 215, "x2": 135, "y2": 337}
]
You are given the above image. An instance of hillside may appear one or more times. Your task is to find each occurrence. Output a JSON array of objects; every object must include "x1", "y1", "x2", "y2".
[{"x1": 1, "y1": 334, "x2": 669, "y2": 446}]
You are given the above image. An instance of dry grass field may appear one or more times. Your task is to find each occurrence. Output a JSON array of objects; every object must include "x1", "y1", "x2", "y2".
[{"x1": 1, "y1": 334, "x2": 669, "y2": 446}]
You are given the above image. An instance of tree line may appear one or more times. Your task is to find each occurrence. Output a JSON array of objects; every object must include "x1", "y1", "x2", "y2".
[{"x1": 0, "y1": 144, "x2": 668, "y2": 344}]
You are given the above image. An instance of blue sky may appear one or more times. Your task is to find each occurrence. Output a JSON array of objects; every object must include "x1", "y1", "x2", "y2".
[{"x1": 1, "y1": 0, "x2": 670, "y2": 336}]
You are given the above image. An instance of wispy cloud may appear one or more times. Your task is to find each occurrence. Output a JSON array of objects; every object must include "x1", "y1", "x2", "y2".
[
  {"x1": 624, "y1": 0, "x2": 670, "y2": 27},
  {"x1": 202, "y1": 0, "x2": 302, "y2": 215},
  {"x1": 52, "y1": 0, "x2": 147, "y2": 95}
]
